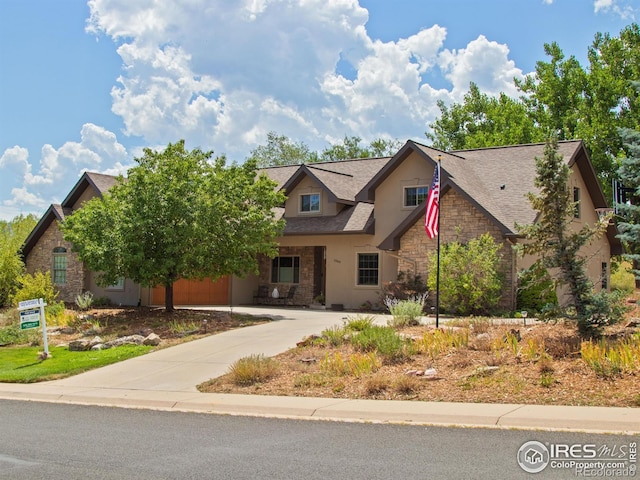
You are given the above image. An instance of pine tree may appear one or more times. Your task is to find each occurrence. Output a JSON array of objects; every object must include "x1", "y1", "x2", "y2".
[
  {"x1": 616, "y1": 91, "x2": 640, "y2": 287},
  {"x1": 517, "y1": 138, "x2": 611, "y2": 337}
]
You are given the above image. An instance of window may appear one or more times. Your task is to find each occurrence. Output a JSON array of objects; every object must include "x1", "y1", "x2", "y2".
[
  {"x1": 573, "y1": 187, "x2": 581, "y2": 219},
  {"x1": 404, "y1": 186, "x2": 428, "y2": 207},
  {"x1": 601, "y1": 262, "x2": 608, "y2": 289},
  {"x1": 52, "y1": 247, "x2": 67, "y2": 285},
  {"x1": 271, "y1": 256, "x2": 300, "y2": 283},
  {"x1": 357, "y1": 253, "x2": 379, "y2": 286},
  {"x1": 300, "y1": 193, "x2": 320, "y2": 213},
  {"x1": 106, "y1": 277, "x2": 125, "y2": 291}
]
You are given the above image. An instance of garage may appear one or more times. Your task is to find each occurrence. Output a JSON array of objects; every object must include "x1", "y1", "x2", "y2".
[{"x1": 152, "y1": 276, "x2": 230, "y2": 305}]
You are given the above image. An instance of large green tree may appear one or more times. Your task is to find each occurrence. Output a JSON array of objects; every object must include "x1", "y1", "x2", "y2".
[
  {"x1": 516, "y1": 138, "x2": 611, "y2": 337},
  {"x1": 248, "y1": 132, "x2": 402, "y2": 167},
  {"x1": 247, "y1": 131, "x2": 318, "y2": 167},
  {"x1": 63, "y1": 140, "x2": 285, "y2": 312},
  {"x1": 428, "y1": 24, "x2": 640, "y2": 200},
  {"x1": 0, "y1": 214, "x2": 38, "y2": 307},
  {"x1": 427, "y1": 83, "x2": 543, "y2": 151},
  {"x1": 615, "y1": 107, "x2": 640, "y2": 287}
]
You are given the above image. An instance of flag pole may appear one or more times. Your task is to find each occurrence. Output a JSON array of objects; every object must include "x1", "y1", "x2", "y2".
[{"x1": 435, "y1": 156, "x2": 441, "y2": 329}]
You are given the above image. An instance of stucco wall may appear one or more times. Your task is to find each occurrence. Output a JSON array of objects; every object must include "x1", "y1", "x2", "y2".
[{"x1": 25, "y1": 220, "x2": 85, "y2": 303}]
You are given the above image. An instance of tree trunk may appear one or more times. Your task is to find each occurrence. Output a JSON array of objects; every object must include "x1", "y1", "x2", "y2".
[{"x1": 165, "y1": 282, "x2": 175, "y2": 312}]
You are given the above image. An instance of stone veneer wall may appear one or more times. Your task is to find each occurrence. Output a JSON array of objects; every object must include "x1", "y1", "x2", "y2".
[
  {"x1": 256, "y1": 246, "x2": 315, "y2": 305},
  {"x1": 24, "y1": 220, "x2": 85, "y2": 303},
  {"x1": 397, "y1": 190, "x2": 516, "y2": 311}
]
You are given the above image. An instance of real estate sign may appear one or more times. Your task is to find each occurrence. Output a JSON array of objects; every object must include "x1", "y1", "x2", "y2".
[
  {"x1": 19, "y1": 308, "x2": 41, "y2": 330},
  {"x1": 16, "y1": 297, "x2": 50, "y2": 357}
]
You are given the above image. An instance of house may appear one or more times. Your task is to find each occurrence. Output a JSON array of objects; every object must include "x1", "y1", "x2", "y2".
[{"x1": 22, "y1": 139, "x2": 621, "y2": 310}]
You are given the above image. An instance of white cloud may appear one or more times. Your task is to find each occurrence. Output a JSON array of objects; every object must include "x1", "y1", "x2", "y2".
[
  {"x1": 438, "y1": 35, "x2": 524, "y2": 100},
  {"x1": 594, "y1": 0, "x2": 636, "y2": 19},
  {"x1": 0, "y1": 124, "x2": 128, "y2": 216}
]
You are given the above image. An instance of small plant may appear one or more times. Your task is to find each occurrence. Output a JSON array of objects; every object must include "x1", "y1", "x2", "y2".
[
  {"x1": 348, "y1": 352, "x2": 381, "y2": 378},
  {"x1": 363, "y1": 375, "x2": 390, "y2": 395},
  {"x1": 75, "y1": 291, "x2": 94, "y2": 311},
  {"x1": 419, "y1": 328, "x2": 469, "y2": 359},
  {"x1": 320, "y1": 352, "x2": 349, "y2": 377},
  {"x1": 313, "y1": 294, "x2": 325, "y2": 305},
  {"x1": 521, "y1": 337, "x2": 548, "y2": 362},
  {"x1": 540, "y1": 372, "x2": 555, "y2": 388},
  {"x1": 470, "y1": 318, "x2": 491, "y2": 334},
  {"x1": 321, "y1": 325, "x2": 348, "y2": 347},
  {"x1": 344, "y1": 315, "x2": 376, "y2": 332},
  {"x1": 168, "y1": 320, "x2": 201, "y2": 336},
  {"x1": 581, "y1": 340, "x2": 623, "y2": 378},
  {"x1": 351, "y1": 325, "x2": 409, "y2": 363},
  {"x1": 384, "y1": 293, "x2": 427, "y2": 328},
  {"x1": 394, "y1": 375, "x2": 421, "y2": 395},
  {"x1": 228, "y1": 354, "x2": 278, "y2": 386}
]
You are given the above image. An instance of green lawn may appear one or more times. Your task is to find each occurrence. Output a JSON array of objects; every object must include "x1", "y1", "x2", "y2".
[{"x1": 0, "y1": 345, "x2": 153, "y2": 383}]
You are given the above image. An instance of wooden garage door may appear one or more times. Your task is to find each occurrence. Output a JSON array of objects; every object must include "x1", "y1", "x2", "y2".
[{"x1": 152, "y1": 276, "x2": 230, "y2": 305}]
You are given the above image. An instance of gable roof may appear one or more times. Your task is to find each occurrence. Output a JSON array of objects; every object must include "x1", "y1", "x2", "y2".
[
  {"x1": 376, "y1": 140, "x2": 621, "y2": 254},
  {"x1": 21, "y1": 172, "x2": 119, "y2": 259},
  {"x1": 268, "y1": 157, "x2": 390, "y2": 204}
]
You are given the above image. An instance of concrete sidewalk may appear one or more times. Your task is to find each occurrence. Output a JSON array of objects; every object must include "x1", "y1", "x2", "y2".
[{"x1": 0, "y1": 306, "x2": 638, "y2": 434}]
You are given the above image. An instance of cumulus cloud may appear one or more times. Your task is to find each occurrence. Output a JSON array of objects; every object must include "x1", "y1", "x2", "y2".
[
  {"x1": 0, "y1": 123, "x2": 128, "y2": 218},
  {"x1": 85, "y1": 0, "x2": 525, "y2": 158},
  {"x1": 594, "y1": 0, "x2": 636, "y2": 19}
]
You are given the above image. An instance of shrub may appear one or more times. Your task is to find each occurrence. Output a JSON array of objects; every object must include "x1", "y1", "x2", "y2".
[
  {"x1": 75, "y1": 291, "x2": 94, "y2": 310},
  {"x1": 384, "y1": 293, "x2": 427, "y2": 328},
  {"x1": 610, "y1": 259, "x2": 636, "y2": 294},
  {"x1": 228, "y1": 354, "x2": 278, "y2": 386},
  {"x1": 394, "y1": 375, "x2": 421, "y2": 395},
  {"x1": 516, "y1": 261, "x2": 558, "y2": 313},
  {"x1": 380, "y1": 271, "x2": 428, "y2": 302},
  {"x1": 427, "y1": 233, "x2": 504, "y2": 315},
  {"x1": 11, "y1": 271, "x2": 59, "y2": 306},
  {"x1": 321, "y1": 325, "x2": 348, "y2": 347},
  {"x1": 579, "y1": 289, "x2": 629, "y2": 338},
  {"x1": 351, "y1": 325, "x2": 409, "y2": 363},
  {"x1": 344, "y1": 315, "x2": 376, "y2": 332}
]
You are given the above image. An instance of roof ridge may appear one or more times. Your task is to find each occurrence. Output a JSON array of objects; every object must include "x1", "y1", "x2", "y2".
[
  {"x1": 306, "y1": 165, "x2": 353, "y2": 177},
  {"x1": 452, "y1": 139, "x2": 582, "y2": 153}
]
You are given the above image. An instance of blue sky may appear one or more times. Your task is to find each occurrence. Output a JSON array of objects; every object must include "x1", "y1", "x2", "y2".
[{"x1": 0, "y1": 0, "x2": 637, "y2": 221}]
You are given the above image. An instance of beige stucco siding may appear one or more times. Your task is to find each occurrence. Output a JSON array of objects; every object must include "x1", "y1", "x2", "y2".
[
  {"x1": 285, "y1": 177, "x2": 340, "y2": 217},
  {"x1": 373, "y1": 151, "x2": 435, "y2": 245}
]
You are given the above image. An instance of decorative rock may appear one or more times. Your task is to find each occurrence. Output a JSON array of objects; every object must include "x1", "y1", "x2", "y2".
[
  {"x1": 298, "y1": 357, "x2": 317, "y2": 363},
  {"x1": 60, "y1": 327, "x2": 76, "y2": 335},
  {"x1": 69, "y1": 339, "x2": 91, "y2": 351},
  {"x1": 423, "y1": 368, "x2": 438, "y2": 378},
  {"x1": 143, "y1": 333, "x2": 161, "y2": 346},
  {"x1": 105, "y1": 334, "x2": 145, "y2": 348},
  {"x1": 404, "y1": 369, "x2": 423, "y2": 376},
  {"x1": 89, "y1": 336, "x2": 103, "y2": 348},
  {"x1": 625, "y1": 319, "x2": 640, "y2": 328},
  {"x1": 139, "y1": 328, "x2": 154, "y2": 337},
  {"x1": 476, "y1": 333, "x2": 490, "y2": 341},
  {"x1": 90, "y1": 344, "x2": 105, "y2": 351}
]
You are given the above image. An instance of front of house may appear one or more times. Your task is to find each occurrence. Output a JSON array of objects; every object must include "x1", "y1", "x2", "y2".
[{"x1": 22, "y1": 139, "x2": 621, "y2": 311}]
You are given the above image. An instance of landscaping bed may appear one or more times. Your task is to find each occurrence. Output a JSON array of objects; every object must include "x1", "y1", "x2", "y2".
[{"x1": 199, "y1": 315, "x2": 640, "y2": 408}]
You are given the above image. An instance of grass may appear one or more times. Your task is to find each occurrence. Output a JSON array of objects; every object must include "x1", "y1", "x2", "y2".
[
  {"x1": 0, "y1": 344, "x2": 153, "y2": 383},
  {"x1": 228, "y1": 354, "x2": 279, "y2": 386}
]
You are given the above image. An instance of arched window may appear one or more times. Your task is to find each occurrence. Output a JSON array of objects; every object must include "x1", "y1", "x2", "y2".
[{"x1": 52, "y1": 247, "x2": 67, "y2": 285}]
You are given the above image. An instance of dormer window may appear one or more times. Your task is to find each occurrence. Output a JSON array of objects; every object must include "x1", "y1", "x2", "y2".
[
  {"x1": 300, "y1": 193, "x2": 320, "y2": 213},
  {"x1": 404, "y1": 186, "x2": 428, "y2": 207}
]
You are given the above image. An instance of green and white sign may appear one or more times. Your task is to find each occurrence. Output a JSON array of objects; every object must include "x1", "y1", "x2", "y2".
[
  {"x1": 16, "y1": 298, "x2": 50, "y2": 357},
  {"x1": 20, "y1": 308, "x2": 41, "y2": 330}
]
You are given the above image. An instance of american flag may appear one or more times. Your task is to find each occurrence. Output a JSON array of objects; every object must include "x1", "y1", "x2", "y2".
[{"x1": 424, "y1": 163, "x2": 440, "y2": 239}]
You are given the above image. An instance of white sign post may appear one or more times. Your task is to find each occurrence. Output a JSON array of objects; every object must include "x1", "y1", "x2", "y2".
[{"x1": 18, "y1": 298, "x2": 50, "y2": 359}]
